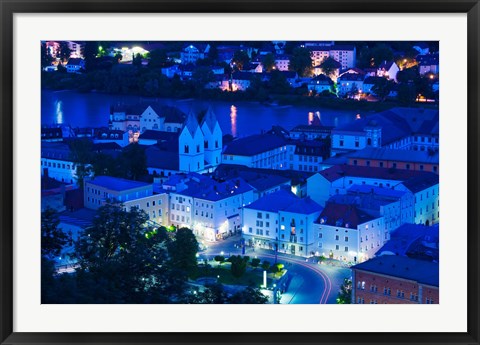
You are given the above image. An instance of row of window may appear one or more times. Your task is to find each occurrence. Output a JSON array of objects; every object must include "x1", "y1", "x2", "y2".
[{"x1": 41, "y1": 160, "x2": 74, "y2": 170}]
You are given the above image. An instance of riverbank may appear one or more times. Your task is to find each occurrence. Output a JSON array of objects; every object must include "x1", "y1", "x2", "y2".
[{"x1": 42, "y1": 70, "x2": 436, "y2": 113}]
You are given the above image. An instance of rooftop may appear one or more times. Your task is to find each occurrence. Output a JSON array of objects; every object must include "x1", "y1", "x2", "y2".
[
  {"x1": 175, "y1": 176, "x2": 254, "y2": 202},
  {"x1": 346, "y1": 147, "x2": 439, "y2": 165},
  {"x1": 376, "y1": 223, "x2": 439, "y2": 260},
  {"x1": 317, "y1": 164, "x2": 431, "y2": 183},
  {"x1": 223, "y1": 134, "x2": 289, "y2": 156},
  {"x1": 316, "y1": 203, "x2": 378, "y2": 228},
  {"x1": 86, "y1": 176, "x2": 152, "y2": 192},
  {"x1": 351, "y1": 255, "x2": 439, "y2": 287},
  {"x1": 145, "y1": 145, "x2": 180, "y2": 171}
]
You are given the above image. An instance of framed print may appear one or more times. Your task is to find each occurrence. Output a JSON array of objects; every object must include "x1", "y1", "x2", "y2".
[{"x1": 1, "y1": 0, "x2": 479, "y2": 344}]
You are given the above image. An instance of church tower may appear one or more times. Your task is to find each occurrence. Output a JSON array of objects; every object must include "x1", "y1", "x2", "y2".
[
  {"x1": 200, "y1": 106, "x2": 223, "y2": 168},
  {"x1": 179, "y1": 110, "x2": 205, "y2": 172}
]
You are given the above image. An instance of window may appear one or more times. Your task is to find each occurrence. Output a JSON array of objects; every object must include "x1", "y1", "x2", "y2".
[
  {"x1": 345, "y1": 236, "x2": 349, "y2": 242},
  {"x1": 248, "y1": 227, "x2": 252, "y2": 233},
  {"x1": 335, "y1": 235, "x2": 339, "y2": 240},
  {"x1": 335, "y1": 245, "x2": 339, "y2": 250},
  {"x1": 318, "y1": 233, "x2": 323, "y2": 239},
  {"x1": 344, "y1": 246, "x2": 348, "y2": 252},
  {"x1": 339, "y1": 140, "x2": 344, "y2": 147},
  {"x1": 196, "y1": 145, "x2": 200, "y2": 153},
  {"x1": 379, "y1": 162, "x2": 384, "y2": 168},
  {"x1": 184, "y1": 145, "x2": 189, "y2": 153}
]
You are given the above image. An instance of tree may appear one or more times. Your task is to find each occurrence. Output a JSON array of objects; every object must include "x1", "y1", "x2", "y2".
[
  {"x1": 168, "y1": 227, "x2": 199, "y2": 274},
  {"x1": 74, "y1": 203, "x2": 183, "y2": 303},
  {"x1": 261, "y1": 260, "x2": 271, "y2": 271},
  {"x1": 371, "y1": 77, "x2": 394, "y2": 101},
  {"x1": 190, "y1": 283, "x2": 228, "y2": 304},
  {"x1": 133, "y1": 53, "x2": 143, "y2": 67},
  {"x1": 228, "y1": 255, "x2": 249, "y2": 279},
  {"x1": 228, "y1": 286, "x2": 269, "y2": 304},
  {"x1": 68, "y1": 138, "x2": 94, "y2": 188},
  {"x1": 41, "y1": 42, "x2": 53, "y2": 68},
  {"x1": 41, "y1": 208, "x2": 70, "y2": 259},
  {"x1": 58, "y1": 41, "x2": 72, "y2": 64},
  {"x1": 214, "y1": 255, "x2": 226, "y2": 265},
  {"x1": 261, "y1": 53, "x2": 276, "y2": 72},
  {"x1": 320, "y1": 57, "x2": 339, "y2": 79},
  {"x1": 148, "y1": 49, "x2": 168, "y2": 68},
  {"x1": 232, "y1": 50, "x2": 250, "y2": 70},
  {"x1": 114, "y1": 53, "x2": 123, "y2": 63},
  {"x1": 192, "y1": 66, "x2": 215, "y2": 92},
  {"x1": 83, "y1": 41, "x2": 99, "y2": 71},
  {"x1": 267, "y1": 70, "x2": 291, "y2": 94},
  {"x1": 371, "y1": 43, "x2": 394, "y2": 67},
  {"x1": 117, "y1": 143, "x2": 147, "y2": 181},
  {"x1": 289, "y1": 47, "x2": 313, "y2": 77},
  {"x1": 250, "y1": 258, "x2": 261, "y2": 270},
  {"x1": 336, "y1": 278, "x2": 352, "y2": 304}
]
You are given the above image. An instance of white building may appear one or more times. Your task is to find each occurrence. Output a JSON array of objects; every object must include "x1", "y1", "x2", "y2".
[
  {"x1": 330, "y1": 107, "x2": 439, "y2": 155},
  {"x1": 84, "y1": 176, "x2": 154, "y2": 210},
  {"x1": 275, "y1": 55, "x2": 290, "y2": 71},
  {"x1": 397, "y1": 174, "x2": 439, "y2": 226},
  {"x1": 314, "y1": 203, "x2": 384, "y2": 263},
  {"x1": 327, "y1": 184, "x2": 415, "y2": 240},
  {"x1": 167, "y1": 173, "x2": 255, "y2": 241},
  {"x1": 41, "y1": 141, "x2": 89, "y2": 185},
  {"x1": 242, "y1": 189, "x2": 323, "y2": 257},
  {"x1": 181, "y1": 44, "x2": 210, "y2": 64},
  {"x1": 329, "y1": 44, "x2": 357, "y2": 70},
  {"x1": 222, "y1": 134, "x2": 293, "y2": 170},
  {"x1": 307, "y1": 165, "x2": 433, "y2": 204},
  {"x1": 377, "y1": 61, "x2": 400, "y2": 82}
]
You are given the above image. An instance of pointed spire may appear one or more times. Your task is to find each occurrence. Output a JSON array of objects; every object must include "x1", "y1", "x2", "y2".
[
  {"x1": 201, "y1": 105, "x2": 218, "y2": 132},
  {"x1": 184, "y1": 109, "x2": 199, "y2": 136}
]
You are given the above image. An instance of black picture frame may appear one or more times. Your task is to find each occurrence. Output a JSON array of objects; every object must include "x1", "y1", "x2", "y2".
[{"x1": 1, "y1": 1, "x2": 479, "y2": 344}]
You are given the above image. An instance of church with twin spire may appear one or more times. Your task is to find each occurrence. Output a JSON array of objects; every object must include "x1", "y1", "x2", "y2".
[{"x1": 139, "y1": 105, "x2": 223, "y2": 176}]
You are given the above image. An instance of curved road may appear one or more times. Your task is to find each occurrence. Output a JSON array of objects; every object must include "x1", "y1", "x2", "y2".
[{"x1": 201, "y1": 236, "x2": 351, "y2": 304}]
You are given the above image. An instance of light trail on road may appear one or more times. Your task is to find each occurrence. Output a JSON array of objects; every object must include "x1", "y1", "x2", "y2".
[{"x1": 203, "y1": 251, "x2": 333, "y2": 304}]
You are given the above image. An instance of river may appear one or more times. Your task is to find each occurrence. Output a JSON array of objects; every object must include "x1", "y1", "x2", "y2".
[{"x1": 41, "y1": 90, "x2": 358, "y2": 137}]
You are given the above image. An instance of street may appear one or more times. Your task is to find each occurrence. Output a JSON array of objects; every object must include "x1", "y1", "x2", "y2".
[{"x1": 199, "y1": 235, "x2": 351, "y2": 304}]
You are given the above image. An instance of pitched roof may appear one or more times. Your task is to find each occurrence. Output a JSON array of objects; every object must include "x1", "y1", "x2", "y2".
[
  {"x1": 245, "y1": 189, "x2": 300, "y2": 212},
  {"x1": 338, "y1": 73, "x2": 365, "y2": 82},
  {"x1": 317, "y1": 203, "x2": 377, "y2": 228},
  {"x1": 183, "y1": 109, "x2": 200, "y2": 137},
  {"x1": 41, "y1": 141, "x2": 71, "y2": 160},
  {"x1": 87, "y1": 176, "x2": 151, "y2": 192},
  {"x1": 346, "y1": 147, "x2": 439, "y2": 165},
  {"x1": 351, "y1": 255, "x2": 439, "y2": 287},
  {"x1": 400, "y1": 173, "x2": 439, "y2": 193},
  {"x1": 145, "y1": 145, "x2": 179, "y2": 170},
  {"x1": 283, "y1": 196, "x2": 323, "y2": 215},
  {"x1": 66, "y1": 58, "x2": 84, "y2": 66},
  {"x1": 177, "y1": 177, "x2": 253, "y2": 202},
  {"x1": 376, "y1": 223, "x2": 439, "y2": 260},
  {"x1": 333, "y1": 107, "x2": 439, "y2": 145},
  {"x1": 223, "y1": 134, "x2": 289, "y2": 156},
  {"x1": 317, "y1": 164, "x2": 429, "y2": 183},
  {"x1": 201, "y1": 106, "x2": 218, "y2": 133}
]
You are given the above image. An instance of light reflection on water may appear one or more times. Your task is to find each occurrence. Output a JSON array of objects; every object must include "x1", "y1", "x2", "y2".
[
  {"x1": 230, "y1": 105, "x2": 237, "y2": 137},
  {"x1": 55, "y1": 100, "x2": 63, "y2": 124}
]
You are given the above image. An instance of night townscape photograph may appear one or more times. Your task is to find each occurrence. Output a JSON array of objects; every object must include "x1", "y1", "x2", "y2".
[{"x1": 41, "y1": 40, "x2": 439, "y2": 305}]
